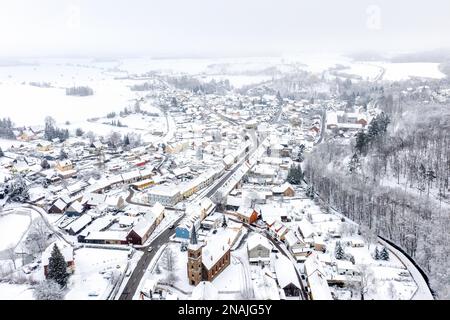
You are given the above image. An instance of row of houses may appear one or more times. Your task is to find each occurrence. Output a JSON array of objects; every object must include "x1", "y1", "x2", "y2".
[
  {"x1": 75, "y1": 202, "x2": 166, "y2": 245},
  {"x1": 147, "y1": 168, "x2": 222, "y2": 207}
]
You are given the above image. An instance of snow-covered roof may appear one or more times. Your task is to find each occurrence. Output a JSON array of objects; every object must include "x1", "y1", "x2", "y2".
[
  {"x1": 284, "y1": 230, "x2": 302, "y2": 247},
  {"x1": 247, "y1": 233, "x2": 272, "y2": 251},
  {"x1": 139, "y1": 168, "x2": 154, "y2": 177},
  {"x1": 304, "y1": 253, "x2": 332, "y2": 300},
  {"x1": 82, "y1": 192, "x2": 107, "y2": 206},
  {"x1": 298, "y1": 219, "x2": 315, "y2": 238},
  {"x1": 226, "y1": 195, "x2": 243, "y2": 207},
  {"x1": 130, "y1": 214, "x2": 156, "y2": 238},
  {"x1": 151, "y1": 202, "x2": 165, "y2": 216},
  {"x1": 237, "y1": 206, "x2": 255, "y2": 219},
  {"x1": 202, "y1": 242, "x2": 230, "y2": 270},
  {"x1": 173, "y1": 166, "x2": 190, "y2": 177},
  {"x1": 81, "y1": 216, "x2": 115, "y2": 235},
  {"x1": 121, "y1": 170, "x2": 141, "y2": 181},
  {"x1": 200, "y1": 197, "x2": 215, "y2": 213},
  {"x1": 272, "y1": 182, "x2": 294, "y2": 194},
  {"x1": 258, "y1": 203, "x2": 288, "y2": 223},
  {"x1": 66, "y1": 214, "x2": 93, "y2": 233},
  {"x1": 57, "y1": 159, "x2": 72, "y2": 167},
  {"x1": 274, "y1": 254, "x2": 301, "y2": 290},
  {"x1": 191, "y1": 281, "x2": 219, "y2": 300},
  {"x1": 148, "y1": 184, "x2": 180, "y2": 197},
  {"x1": 52, "y1": 199, "x2": 67, "y2": 211},
  {"x1": 118, "y1": 215, "x2": 136, "y2": 226},
  {"x1": 223, "y1": 154, "x2": 235, "y2": 166},
  {"x1": 67, "y1": 200, "x2": 83, "y2": 213},
  {"x1": 42, "y1": 242, "x2": 74, "y2": 266},
  {"x1": 85, "y1": 231, "x2": 127, "y2": 241}
]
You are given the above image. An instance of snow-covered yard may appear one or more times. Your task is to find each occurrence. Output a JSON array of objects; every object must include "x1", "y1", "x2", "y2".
[
  {"x1": 65, "y1": 247, "x2": 129, "y2": 300},
  {"x1": 0, "y1": 283, "x2": 34, "y2": 300},
  {"x1": 0, "y1": 212, "x2": 32, "y2": 251}
]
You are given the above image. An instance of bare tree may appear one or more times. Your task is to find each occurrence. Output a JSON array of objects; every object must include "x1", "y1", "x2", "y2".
[
  {"x1": 164, "y1": 272, "x2": 179, "y2": 286},
  {"x1": 388, "y1": 282, "x2": 397, "y2": 300},
  {"x1": 339, "y1": 222, "x2": 357, "y2": 236},
  {"x1": 6, "y1": 246, "x2": 17, "y2": 270},
  {"x1": 107, "y1": 131, "x2": 122, "y2": 150},
  {"x1": 33, "y1": 279, "x2": 64, "y2": 300},
  {"x1": 25, "y1": 219, "x2": 51, "y2": 255},
  {"x1": 109, "y1": 270, "x2": 121, "y2": 286},
  {"x1": 160, "y1": 247, "x2": 177, "y2": 272},
  {"x1": 359, "y1": 225, "x2": 377, "y2": 250},
  {"x1": 86, "y1": 131, "x2": 96, "y2": 144},
  {"x1": 357, "y1": 264, "x2": 375, "y2": 300}
]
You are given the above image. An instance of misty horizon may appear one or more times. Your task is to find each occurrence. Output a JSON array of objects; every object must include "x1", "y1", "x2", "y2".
[{"x1": 1, "y1": 0, "x2": 450, "y2": 59}]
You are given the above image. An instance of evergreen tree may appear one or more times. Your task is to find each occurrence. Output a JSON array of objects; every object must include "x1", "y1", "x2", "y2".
[
  {"x1": 374, "y1": 247, "x2": 380, "y2": 260},
  {"x1": 75, "y1": 128, "x2": 84, "y2": 137},
  {"x1": 306, "y1": 185, "x2": 315, "y2": 199},
  {"x1": 0, "y1": 147, "x2": 3, "y2": 157},
  {"x1": 276, "y1": 91, "x2": 283, "y2": 105},
  {"x1": 348, "y1": 153, "x2": 361, "y2": 174},
  {"x1": 59, "y1": 149, "x2": 68, "y2": 160},
  {"x1": 222, "y1": 214, "x2": 228, "y2": 228},
  {"x1": 287, "y1": 164, "x2": 303, "y2": 185},
  {"x1": 295, "y1": 144, "x2": 306, "y2": 162},
  {"x1": 41, "y1": 159, "x2": 50, "y2": 169},
  {"x1": 171, "y1": 97, "x2": 178, "y2": 108},
  {"x1": 380, "y1": 247, "x2": 390, "y2": 261},
  {"x1": 335, "y1": 241, "x2": 345, "y2": 260},
  {"x1": 355, "y1": 130, "x2": 368, "y2": 155},
  {"x1": 123, "y1": 135, "x2": 130, "y2": 146},
  {"x1": 47, "y1": 244, "x2": 69, "y2": 288}
]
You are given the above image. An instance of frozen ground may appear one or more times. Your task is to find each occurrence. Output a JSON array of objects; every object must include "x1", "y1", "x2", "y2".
[
  {"x1": 0, "y1": 212, "x2": 32, "y2": 251},
  {"x1": 65, "y1": 247, "x2": 129, "y2": 300},
  {"x1": 0, "y1": 283, "x2": 34, "y2": 300},
  {"x1": 0, "y1": 60, "x2": 141, "y2": 126},
  {"x1": 378, "y1": 62, "x2": 446, "y2": 81}
]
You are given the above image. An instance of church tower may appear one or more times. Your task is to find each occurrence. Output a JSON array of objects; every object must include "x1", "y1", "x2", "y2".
[{"x1": 187, "y1": 225, "x2": 202, "y2": 286}]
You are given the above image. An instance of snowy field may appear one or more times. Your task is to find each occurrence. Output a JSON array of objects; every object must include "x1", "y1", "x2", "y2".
[
  {"x1": 377, "y1": 62, "x2": 446, "y2": 81},
  {"x1": 0, "y1": 60, "x2": 142, "y2": 126},
  {"x1": 0, "y1": 138, "x2": 31, "y2": 151},
  {"x1": 0, "y1": 212, "x2": 32, "y2": 251},
  {"x1": 0, "y1": 283, "x2": 34, "y2": 300},
  {"x1": 335, "y1": 63, "x2": 384, "y2": 81},
  {"x1": 65, "y1": 247, "x2": 129, "y2": 300}
]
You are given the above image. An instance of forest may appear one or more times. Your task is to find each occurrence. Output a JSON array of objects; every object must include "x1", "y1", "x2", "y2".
[{"x1": 304, "y1": 97, "x2": 450, "y2": 299}]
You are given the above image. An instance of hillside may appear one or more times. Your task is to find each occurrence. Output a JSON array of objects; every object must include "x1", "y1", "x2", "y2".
[{"x1": 304, "y1": 100, "x2": 450, "y2": 299}]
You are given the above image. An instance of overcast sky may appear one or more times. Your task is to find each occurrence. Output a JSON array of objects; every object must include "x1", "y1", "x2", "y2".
[{"x1": 1, "y1": 0, "x2": 449, "y2": 58}]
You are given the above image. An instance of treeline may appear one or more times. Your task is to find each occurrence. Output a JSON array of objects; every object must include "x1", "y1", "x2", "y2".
[
  {"x1": 166, "y1": 76, "x2": 232, "y2": 94},
  {"x1": 66, "y1": 86, "x2": 94, "y2": 96},
  {"x1": 304, "y1": 100, "x2": 450, "y2": 299},
  {"x1": 29, "y1": 82, "x2": 52, "y2": 88},
  {"x1": 44, "y1": 117, "x2": 69, "y2": 142},
  {"x1": 130, "y1": 82, "x2": 155, "y2": 91},
  {"x1": 354, "y1": 112, "x2": 390, "y2": 155},
  {"x1": 0, "y1": 118, "x2": 16, "y2": 139}
]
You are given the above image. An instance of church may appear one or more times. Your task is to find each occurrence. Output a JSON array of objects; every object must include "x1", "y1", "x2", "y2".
[{"x1": 187, "y1": 225, "x2": 231, "y2": 286}]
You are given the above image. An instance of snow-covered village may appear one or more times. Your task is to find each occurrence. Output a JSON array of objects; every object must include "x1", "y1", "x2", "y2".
[{"x1": 0, "y1": 1, "x2": 448, "y2": 304}]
